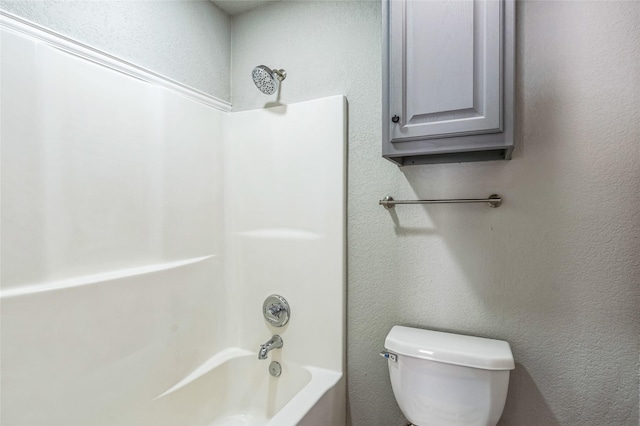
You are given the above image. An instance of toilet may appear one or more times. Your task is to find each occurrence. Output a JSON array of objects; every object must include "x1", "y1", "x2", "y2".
[{"x1": 382, "y1": 325, "x2": 515, "y2": 426}]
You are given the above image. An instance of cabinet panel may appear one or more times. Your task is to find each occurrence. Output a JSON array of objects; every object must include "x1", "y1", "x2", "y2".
[
  {"x1": 408, "y1": 1, "x2": 475, "y2": 116},
  {"x1": 390, "y1": 0, "x2": 502, "y2": 140},
  {"x1": 383, "y1": 0, "x2": 515, "y2": 166}
]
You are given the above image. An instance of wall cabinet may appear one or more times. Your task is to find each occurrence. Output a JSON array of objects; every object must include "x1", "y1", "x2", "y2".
[{"x1": 382, "y1": 0, "x2": 515, "y2": 166}]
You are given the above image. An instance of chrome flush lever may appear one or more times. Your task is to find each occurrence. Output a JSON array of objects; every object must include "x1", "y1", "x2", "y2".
[{"x1": 380, "y1": 351, "x2": 397, "y2": 362}]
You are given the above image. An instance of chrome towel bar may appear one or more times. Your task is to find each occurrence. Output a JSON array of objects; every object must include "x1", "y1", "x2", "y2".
[{"x1": 379, "y1": 194, "x2": 502, "y2": 209}]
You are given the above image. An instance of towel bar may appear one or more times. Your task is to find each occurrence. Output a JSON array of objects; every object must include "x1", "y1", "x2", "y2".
[{"x1": 379, "y1": 195, "x2": 502, "y2": 209}]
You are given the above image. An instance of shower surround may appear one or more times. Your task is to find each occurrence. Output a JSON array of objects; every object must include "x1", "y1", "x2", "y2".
[{"x1": 0, "y1": 13, "x2": 346, "y2": 425}]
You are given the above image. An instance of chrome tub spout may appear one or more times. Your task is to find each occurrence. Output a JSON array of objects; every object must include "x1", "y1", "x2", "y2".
[{"x1": 258, "y1": 335, "x2": 283, "y2": 360}]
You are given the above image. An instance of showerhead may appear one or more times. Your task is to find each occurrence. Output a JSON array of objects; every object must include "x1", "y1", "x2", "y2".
[{"x1": 252, "y1": 65, "x2": 287, "y2": 95}]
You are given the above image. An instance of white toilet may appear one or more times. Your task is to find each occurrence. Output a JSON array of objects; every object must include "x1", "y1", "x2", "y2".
[{"x1": 382, "y1": 325, "x2": 515, "y2": 426}]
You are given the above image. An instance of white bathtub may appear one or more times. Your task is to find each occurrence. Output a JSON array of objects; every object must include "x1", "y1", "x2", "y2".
[{"x1": 128, "y1": 348, "x2": 343, "y2": 426}]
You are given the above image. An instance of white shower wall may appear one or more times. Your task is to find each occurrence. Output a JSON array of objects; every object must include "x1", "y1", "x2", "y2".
[
  {"x1": 1, "y1": 22, "x2": 227, "y2": 424},
  {"x1": 1, "y1": 16, "x2": 345, "y2": 425},
  {"x1": 224, "y1": 96, "x2": 346, "y2": 372},
  {"x1": 223, "y1": 96, "x2": 347, "y2": 425}
]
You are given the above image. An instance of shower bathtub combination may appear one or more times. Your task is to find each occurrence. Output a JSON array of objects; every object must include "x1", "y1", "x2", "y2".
[{"x1": 0, "y1": 12, "x2": 346, "y2": 426}]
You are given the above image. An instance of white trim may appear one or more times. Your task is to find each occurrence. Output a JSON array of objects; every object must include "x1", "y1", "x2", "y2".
[{"x1": 0, "y1": 11, "x2": 232, "y2": 112}]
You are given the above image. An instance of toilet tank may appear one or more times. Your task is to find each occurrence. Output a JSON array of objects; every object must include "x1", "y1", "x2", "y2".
[{"x1": 384, "y1": 326, "x2": 515, "y2": 426}]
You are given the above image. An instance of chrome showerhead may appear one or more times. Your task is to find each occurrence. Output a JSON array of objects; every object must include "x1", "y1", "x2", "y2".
[{"x1": 252, "y1": 65, "x2": 287, "y2": 95}]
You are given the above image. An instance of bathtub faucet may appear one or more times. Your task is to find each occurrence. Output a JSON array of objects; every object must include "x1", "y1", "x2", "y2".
[{"x1": 258, "y1": 335, "x2": 283, "y2": 360}]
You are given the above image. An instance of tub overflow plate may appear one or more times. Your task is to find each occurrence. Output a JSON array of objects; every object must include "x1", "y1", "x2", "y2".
[{"x1": 269, "y1": 361, "x2": 282, "y2": 377}]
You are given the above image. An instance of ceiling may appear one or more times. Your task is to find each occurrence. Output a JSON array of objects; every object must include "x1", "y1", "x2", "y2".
[{"x1": 211, "y1": 0, "x2": 282, "y2": 16}]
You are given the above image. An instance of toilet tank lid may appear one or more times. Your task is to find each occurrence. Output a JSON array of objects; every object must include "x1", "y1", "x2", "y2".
[{"x1": 385, "y1": 326, "x2": 515, "y2": 371}]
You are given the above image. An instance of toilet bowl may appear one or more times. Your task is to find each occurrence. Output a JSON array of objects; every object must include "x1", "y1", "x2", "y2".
[{"x1": 381, "y1": 326, "x2": 515, "y2": 426}]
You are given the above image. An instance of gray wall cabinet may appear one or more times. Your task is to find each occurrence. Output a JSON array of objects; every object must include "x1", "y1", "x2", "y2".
[{"x1": 382, "y1": 0, "x2": 515, "y2": 166}]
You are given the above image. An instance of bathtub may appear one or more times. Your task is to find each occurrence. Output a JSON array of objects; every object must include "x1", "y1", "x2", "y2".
[{"x1": 129, "y1": 348, "x2": 343, "y2": 426}]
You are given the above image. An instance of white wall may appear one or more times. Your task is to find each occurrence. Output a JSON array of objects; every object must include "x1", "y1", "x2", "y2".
[
  {"x1": 224, "y1": 96, "x2": 347, "y2": 424},
  {"x1": 232, "y1": 1, "x2": 640, "y2": 425},
  {"x1": 224, "y1": 96, "x2": 346, "y2": 373},
  {"x1": 0, "y1": 0, "x2": 231, "y2": 100},
  {"x1": 1, "y1": 22, "x2": 228, "y2": 425}
]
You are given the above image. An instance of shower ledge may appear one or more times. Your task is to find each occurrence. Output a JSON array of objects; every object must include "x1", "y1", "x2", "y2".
[{"x1": 0, "y1": 255, "x2": 215, "y2": 299}]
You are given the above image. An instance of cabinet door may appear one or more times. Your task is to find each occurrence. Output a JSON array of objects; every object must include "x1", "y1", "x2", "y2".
[{"x1": 389, "y1": 0, "x2": 503, "y2": 142}]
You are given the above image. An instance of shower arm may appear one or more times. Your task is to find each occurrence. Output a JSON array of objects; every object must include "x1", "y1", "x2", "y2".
[{"x1": 273, "y1": 69, "x2": 287, "y2": 81}]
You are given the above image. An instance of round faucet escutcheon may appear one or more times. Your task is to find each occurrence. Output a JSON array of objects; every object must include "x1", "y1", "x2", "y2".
[{"x1": 262, "y1": 294, "x2": 290, "y2": 327}]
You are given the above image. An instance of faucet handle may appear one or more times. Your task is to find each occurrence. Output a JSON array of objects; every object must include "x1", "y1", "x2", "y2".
[
  {"x1": 262, "y1": 295, "x2": 290, "y2": 327},
  {"x1": 268, "y1": 303, "x2": 284, "y2": 317}
]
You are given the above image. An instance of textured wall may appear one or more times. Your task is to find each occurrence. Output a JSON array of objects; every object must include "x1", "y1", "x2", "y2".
[
  {"x1": 0, "y1": 0, "x2": 231, "y2": 100},
  {"x1": 232, "y1": 1, "x2": 640, "y2": 425}
]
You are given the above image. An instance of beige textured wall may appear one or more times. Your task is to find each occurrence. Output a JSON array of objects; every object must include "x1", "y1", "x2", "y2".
[
  {"x1": 0, "y1": 0, "x2": 231, "y2": 100},
  {"x1": 232, "y1": 1, "x2": 640, "y2": 425}
]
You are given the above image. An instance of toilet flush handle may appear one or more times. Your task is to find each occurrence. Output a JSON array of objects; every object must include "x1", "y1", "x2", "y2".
[{"x1": 379, "y1": 351, "x2": 397, "y2": 362}]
